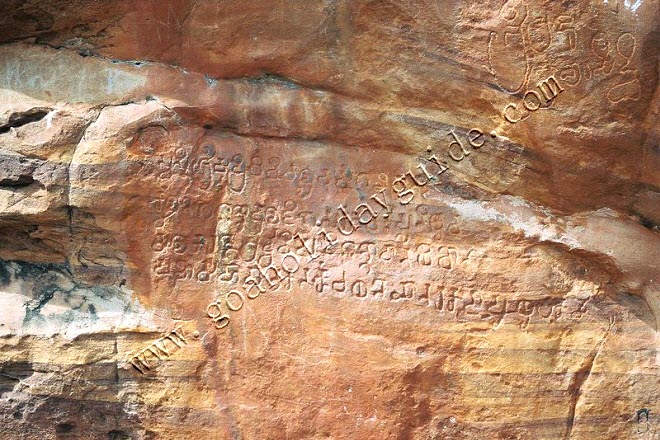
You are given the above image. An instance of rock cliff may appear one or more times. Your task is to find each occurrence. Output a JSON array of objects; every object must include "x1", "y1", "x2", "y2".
[{"x1": 0, "y1": 1, "x2": 658, "y2": 439}]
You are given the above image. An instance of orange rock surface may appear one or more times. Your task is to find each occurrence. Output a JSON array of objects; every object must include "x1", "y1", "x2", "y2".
[{"x1": 0, "y1": 1, "x2": 658, "y2": 439}]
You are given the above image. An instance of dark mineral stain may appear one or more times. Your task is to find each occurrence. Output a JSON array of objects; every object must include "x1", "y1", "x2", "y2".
[
  {"x1": 0, "y1": 259, "x2": 119, "y2": 323},
  {"x1": 56, "y1": 423, "x2": 75, "y2": 433},
  {"x1": 638, "y1": 215, "x2": 658, "y2": 231},
  {"x1": 0, "y1": 263, "x2": 10, "y2": 285},
  {"x1": 24, "y1": 282, "x2": 59, "y2": 322},
  {"x1": 10, "y1": 260, "x2": 70, "y2": 283}
]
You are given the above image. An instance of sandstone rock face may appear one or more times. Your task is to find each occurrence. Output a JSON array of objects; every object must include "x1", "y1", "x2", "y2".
[{"x1": 0, "y1": 1, "x2": 658, "y2": 439}]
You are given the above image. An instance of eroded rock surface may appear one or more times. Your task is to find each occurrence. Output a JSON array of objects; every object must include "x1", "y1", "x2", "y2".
[{"x1": 0, "y1": 1, "x2": 658, "y2": 439}]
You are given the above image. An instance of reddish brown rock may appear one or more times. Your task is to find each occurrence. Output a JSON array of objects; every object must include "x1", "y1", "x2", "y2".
[{"x1": 0, "y1": 1, "x2": 658, "y2": 439}]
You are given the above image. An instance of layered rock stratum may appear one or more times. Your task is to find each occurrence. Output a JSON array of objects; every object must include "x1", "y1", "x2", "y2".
[{"x1": 0, "y1": 0, "x2": 658, "y2": 439}]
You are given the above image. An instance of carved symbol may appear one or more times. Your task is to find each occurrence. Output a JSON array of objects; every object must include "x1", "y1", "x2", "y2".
[
  {"x1": 607, "y1": 79, "x2": 641, "y2": 103},
  {"x1": 558, "y1": 64, "x2": 581, "y2": 87},
  {"x1": 607, "y1": 32, "x2": 641, "y2": 103},
  {"x1": 526, "y1": 10, "x2": 551, "y2": 53},
  {"x1": 487, "y1": 2, "x2": 530, "y2": 94},
  {"x1": 617, "y1": 33, "x2": 636, "y2": 69},
  {"x1": 591, "y1": 32, "x2": 615, "y2": 77},
  {"x1": 554, "y1": 15, "x2": 576, "y2": 50}
]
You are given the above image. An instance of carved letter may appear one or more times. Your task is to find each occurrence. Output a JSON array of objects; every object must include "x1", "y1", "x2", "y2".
[
  {"x1": 351, "y1": 279, "x2": 367, "y2": 298},
  {"x1": 354, "y1": 203, "x2": 378, "y2": 224},
  {"x1": 154, "y1": 339, "x2": 172, "y2": 357},
  {"x1": 213, "y1": 315, "x2": 230, "y2": 329},
  {"x1": 337, "y1": 205, "x2": 358, "y2": 235},
  {"x1": 427, "y1": 155, "x2": 449, "y2": 174},
  {"x1": 281, "y1": 254, "x2": 300, "y2": 274},
  {"x1": 370, "y1": 188, "x2": 392, "y2": 216},
  {"x1": 169, "y1": 326, "x2": 187, "y2": 346},
  {"x1": 468, "y1": 129, "x2": 485, "y2": 148},
  {"x1": 315, "y1": 229, "x2": 338, "y2": 254},
  {"x1": 371, "y1": 278, "x2": 385, "y2": 298},
  {"x1": 407, "y1": 164, "x2": 431, "y2": 186},
  {"x1": 244, "y1": 277, "x2": 266, "y2": 299},
  {"x1": 392, "y1": 176, "x2": 415, "y2": 205},
  {"x1": 207, "y1": 302, "x2": 230, "y2": 329},
  {"x1": 523, "y1": 90, "x2": 542, "y2": 111},
  {"x1": 130, "y1": 354, "x2": 151, "y2": 374},
  {"x1": 332, "y1": 271, "x2": 346, "y2": 292},
  {"x1": 447, "y1": 131, "x2": 470, "y2": 162},
  {"x1": 537, "y1": 76, "x2": 564, "y2": 102},
  {"x1": 226, "y1": 290, "x2": 245, "y2": 311},
  {"x1": 146, "y1": 346, "x2": 164, "y2": 360},
  {"x1": 504, "y1": 103, "x2": 522, "y2": 123},
  {"x1": 294, "y1": 233, "x2": 317, "y2": 260}
]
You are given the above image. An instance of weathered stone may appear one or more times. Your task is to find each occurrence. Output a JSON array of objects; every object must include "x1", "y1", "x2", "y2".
[{"x1": 0, "y1": 1, "x2": 658, "y2": 439}]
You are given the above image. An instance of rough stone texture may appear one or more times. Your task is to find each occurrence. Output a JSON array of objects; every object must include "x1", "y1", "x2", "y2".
[{"x1": 0, "y1": 1, "x2": 658, "y2": 439}]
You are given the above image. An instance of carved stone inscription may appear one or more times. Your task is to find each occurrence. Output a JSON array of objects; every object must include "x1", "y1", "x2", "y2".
[
  {"x1": 128, "y1": 326, "x2": 197, "y2": 374},
  {"x1": 123, "y1": 126, "x2": 603, "y2": 337}
]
